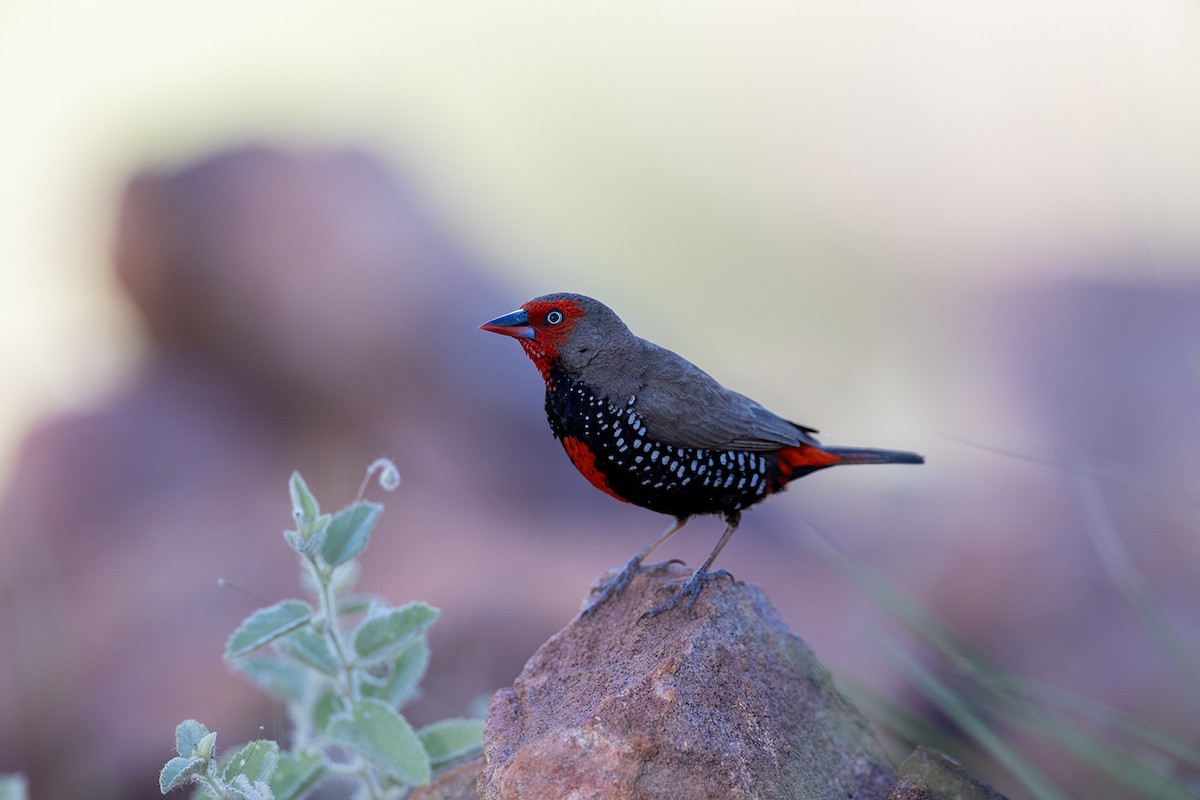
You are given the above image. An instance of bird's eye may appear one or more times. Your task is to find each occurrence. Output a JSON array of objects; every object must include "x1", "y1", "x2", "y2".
[{"x1": 546, "y1": 310, "x2": 564, "y2": 325}]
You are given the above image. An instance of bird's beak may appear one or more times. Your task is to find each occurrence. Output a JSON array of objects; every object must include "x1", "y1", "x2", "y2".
[{"x1": 479, "y1": 308, "x2": 536, "y2": 340}]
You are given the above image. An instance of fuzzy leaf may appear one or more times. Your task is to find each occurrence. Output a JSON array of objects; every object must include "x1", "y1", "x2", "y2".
[
  {"x1": 221, "y1": 739, "x2": 279, "y2": 785},
  {"x1": 270, "y1": 751, "x2": 324, "y2": 800},
  {"x1": 175, "y1": 719, "x2": 210, "y2": 758},
  {"x1": 336, "y1": 592, "x2": 377, "y2": 618},
  {"x1": 328, "y1": 561, "x2": 361, "y2": 598},
  {"x1": 311, "y1": 688, "x2": 342, "y2": 734},
  {"x1": 353, "y1": 603, "x2": 438, "y2": 666},
  {"x1": 418, "y1": 718, "x2": 485, "y2": 768},
  {"x1": 160, "y1": 756, "x2": 207, "y2": 793},
  {"x1": 0, "y1": 774, "x2": 28, "y2": 800},
  {"x1": 226, "y1": 774, "x2": 273, "y2": 800},
  {"x1": 231, "y1": 655, "x2": 307, "y2": 704},
  {"x1": 363, "y1": 639, "x2": 429, "y2": 708},
  {"x1": 226, "y1": 600, "x2": 312, "y2": 659},
  {"x1": 327, "y1": 698, "x2": 430, "y2": 786},
  {"x1": 276, "y1": 628, "x2": 339, "y2": 676},
  {"x1": 321, "y1": 502, "x2": 382, "y2": 567},
  {"x1": 195, "y1": 733, "x2": 217, "y2": 761},
  {"x1": 289, "y1": 472, "x2": 319, "y2": 528}
]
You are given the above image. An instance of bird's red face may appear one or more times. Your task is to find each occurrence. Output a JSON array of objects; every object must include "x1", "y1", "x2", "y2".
[{"x1": 479, "y1": 297, "x2": 586, "y2": 378}]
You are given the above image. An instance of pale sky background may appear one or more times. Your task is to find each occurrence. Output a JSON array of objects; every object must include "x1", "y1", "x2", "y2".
[{"x1": 2, "y1": 0, "x2": 1199, "y2": 484}]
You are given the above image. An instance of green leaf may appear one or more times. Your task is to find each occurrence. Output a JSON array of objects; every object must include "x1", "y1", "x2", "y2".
[
  {"x1": 194, "y1": 733, "x2": 217, "y2": 761},
  {"x1": 175, "y1": 720, "x2": 210, "y2": 758},
  {"x1": 363, "y1": 639, "x2": 430, "y2": 708},
  {"x1": 336, "y1": 592, "x2": 377, "y2": 618},
  {"x1": 327, "y1": 698, "x2": 431, "y2": 786},
  {"x1": 188, "y1": 784, "x2": 218, "y2": 800},
  {"x1": 159, "y1": 756, "x2": 207, "y2": 793},
  {"x1": 320, "y1": 501, "x2": 382, "y2": 567},
  {"x1": 353, "y1": 603, "x2": 439, "y2": 666},
  {"x1": 226, "y1": 600, "x2": 313, "y2": 659},
  {"x1": 220, "y1": 739, "x2": 279, "y2": 785},
  {"x1": 418, "y1": 718, "x2": 485, "y2": 768},
  {"x1": 329, "y1": 561, "x2": 362, "y2": 598},
  {"x1": 276, "y1": 628, "x2": 339, "y2": 677},
  {"x1": 269, "y1": 751, "x2": 325, "y2": 800},
  {"x1": 0, "y1": 774, "x2": 28, "y2": 800},
  {"x1": 289, "y1": 472, "x2": 319, "y2": 529},
  {"x1": 231, "y1": 655, "x2": 308, "y2": 704},
  {"x1": 226, "y1": 775, "x2": 273, "y2": 800},
  {"x1": 311, "y1": 688, "x2": 342, "y2": 734}
]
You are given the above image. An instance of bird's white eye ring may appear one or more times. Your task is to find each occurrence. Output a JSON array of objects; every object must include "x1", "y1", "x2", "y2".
[{"x1": 546, "y1": 310, "x2": 564, "y2": 325}]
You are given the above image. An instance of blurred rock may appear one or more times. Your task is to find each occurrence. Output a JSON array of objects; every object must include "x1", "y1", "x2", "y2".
[
  {"x1": 0, "y1": 143, "x2": 589, "y2": 800},
  {"x1": 479, "y1": 563, "x2": 895, "y2": 800}
]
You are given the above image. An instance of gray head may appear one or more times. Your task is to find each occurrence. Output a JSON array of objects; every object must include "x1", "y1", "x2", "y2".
[{"x1": 479, "y1": 292, "x2": 639, "y2": 377}]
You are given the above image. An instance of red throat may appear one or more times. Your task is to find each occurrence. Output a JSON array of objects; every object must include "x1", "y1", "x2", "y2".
[{"x1": 516, "y1": 298, "x2": 585, "y2": 379}]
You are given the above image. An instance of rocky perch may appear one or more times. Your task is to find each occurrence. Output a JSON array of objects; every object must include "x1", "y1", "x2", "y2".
[{"x1": 415, "y1": 563, "x2": 1005, "y2": 800}]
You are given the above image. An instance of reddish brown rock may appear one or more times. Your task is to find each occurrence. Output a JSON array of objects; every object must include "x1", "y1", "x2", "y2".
[
  {"x1": 479, "y1": 563, "x2": 896, "y2": 800},
  {"x1": 411, "y1": 757, "x2": 484, "y2": 800}
]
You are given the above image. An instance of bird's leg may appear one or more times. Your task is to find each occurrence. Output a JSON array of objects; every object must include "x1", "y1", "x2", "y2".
[
  {"x1": 643, "y1": 511, "x2": 741, "y2": 618},
  {"x1": 582, "y1": 516, "x2": 689, "y2": 617}
]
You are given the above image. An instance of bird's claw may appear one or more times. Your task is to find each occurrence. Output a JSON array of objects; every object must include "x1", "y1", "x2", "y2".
[
  {"x1": 582, "y1": 557, "x2": 642, "y2": 617},
  {"x1": 641, "y1": 568, "x2": 733, "y2": 618}
]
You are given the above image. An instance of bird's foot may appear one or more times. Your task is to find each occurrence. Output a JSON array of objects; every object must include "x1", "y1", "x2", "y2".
[
  {"x1": 641, "y1": 568, "x2": 735, "y2": 618},
  {"x1": 582, "y1": 556, "x2": 644, "y2": 617}
]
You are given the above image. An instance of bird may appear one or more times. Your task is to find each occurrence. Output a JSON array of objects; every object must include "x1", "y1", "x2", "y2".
[{"x1": 480, "y1": 292, "x2": 923, "y2": 617}]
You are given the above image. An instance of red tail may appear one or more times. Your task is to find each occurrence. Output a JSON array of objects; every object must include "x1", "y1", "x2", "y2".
[
  {"x1": 775, "y1": 444, "x2": 923, "y2": 486},
  {"x1": 774, "y1": 444, "x2": 841, "y2": 487}
]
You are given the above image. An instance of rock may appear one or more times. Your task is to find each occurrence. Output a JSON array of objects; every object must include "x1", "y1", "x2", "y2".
[
  {"x1": 478, "y1": 562, "x2": 896, "y2": 800},
  {"x1": 887, "y1": 748, "x2": 1008, "y2": 800},
  {"x1": 411, "y1": 756, "x2": 484, "y2": 800}
]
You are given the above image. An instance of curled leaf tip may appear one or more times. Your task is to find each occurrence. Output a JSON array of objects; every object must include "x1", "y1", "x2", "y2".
[{"x1": 367, "y1": 458, "x2": 401, "y2": 492}]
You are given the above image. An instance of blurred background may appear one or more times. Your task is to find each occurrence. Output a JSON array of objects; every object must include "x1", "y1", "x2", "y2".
[{"x1": 1, "y1": 2, "x2": 1198, "y2": 798}]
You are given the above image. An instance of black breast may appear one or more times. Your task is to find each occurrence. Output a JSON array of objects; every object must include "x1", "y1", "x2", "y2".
[{"x1": 544, "y1": 367, "x2": 775, "y2": 517}]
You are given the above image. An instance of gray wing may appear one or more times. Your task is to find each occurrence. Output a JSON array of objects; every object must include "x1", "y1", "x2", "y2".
[{"x1": 626, "y1": 339, "x2": 821, "y2": 451}]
